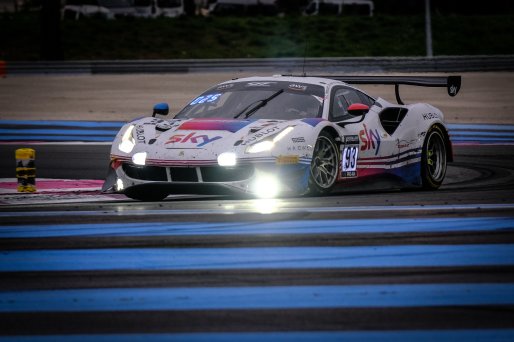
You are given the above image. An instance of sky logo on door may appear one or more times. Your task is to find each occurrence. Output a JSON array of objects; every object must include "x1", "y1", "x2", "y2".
[{"x1": 360, "y1": 124, "x2": 381, "y2": 155}]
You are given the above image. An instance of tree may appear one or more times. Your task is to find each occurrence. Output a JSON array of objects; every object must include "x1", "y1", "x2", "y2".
[{"x1": 40, "y1": 0, "x2": 63, "y2": 60}]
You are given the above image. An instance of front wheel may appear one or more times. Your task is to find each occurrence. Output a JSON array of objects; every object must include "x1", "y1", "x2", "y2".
[
  {"x1": 308, "y1": 131, "x2": 339, "y2": 195},
  {"x1": 421, "y1": 125, "x2": 448, "y2": 189}
]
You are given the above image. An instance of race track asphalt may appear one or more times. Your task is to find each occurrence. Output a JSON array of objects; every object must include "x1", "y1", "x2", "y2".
[{"x1": 0, "y1": 72, "x2": 513, "y2": 340}]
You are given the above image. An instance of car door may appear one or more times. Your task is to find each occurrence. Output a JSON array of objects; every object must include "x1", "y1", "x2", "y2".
[{"x1": 329, "y1": 86, "x2": 398, "y2": 179}]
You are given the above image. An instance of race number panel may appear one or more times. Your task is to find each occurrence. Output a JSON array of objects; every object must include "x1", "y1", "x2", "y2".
[{"x1": 341, "y1": 145, "x2": 358, "y2": 178}]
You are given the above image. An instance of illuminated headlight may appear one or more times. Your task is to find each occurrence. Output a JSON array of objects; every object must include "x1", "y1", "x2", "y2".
[
  {"x1": 116, "y1": 178, "x2": 124, "y2": 191},
  {"x1": 217, "y1": 152, "x2": 237, "y2": 166},
  {"x1": 132, "y1": 152, "x2": 147, "y2": 166},
  {"x1": 118, "y1": 125, "x2": 136, "y2": 153},
  {"x1": 247, "y1": 140, "x2": 274, "y2": 154},
  {"x1": 273, "y1": 126, "x2": 294, "y2": 142},
  {"x1": 246, "y1": 126, "x2": 294, "y2": 154},
  {"x1": 252, "y1": 172, "x2": 280, "y2": 199}
]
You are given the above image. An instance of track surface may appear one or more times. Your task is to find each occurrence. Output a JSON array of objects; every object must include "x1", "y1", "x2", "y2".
[
  {"x1": 1, "y1": 143, "x2": 514, "y2": 340},
  {"x1": 1, "y1": 72, "x2": 514, "y2": 339}
]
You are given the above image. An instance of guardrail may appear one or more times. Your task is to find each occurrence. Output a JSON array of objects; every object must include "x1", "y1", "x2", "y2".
[{"x1": 4, "y1": 55, "x2": 514, "y2": 74}]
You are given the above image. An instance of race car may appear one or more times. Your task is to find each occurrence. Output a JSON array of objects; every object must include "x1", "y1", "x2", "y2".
[{"x1": 102, "y1": 74, "x2": 461, "y2": 201}]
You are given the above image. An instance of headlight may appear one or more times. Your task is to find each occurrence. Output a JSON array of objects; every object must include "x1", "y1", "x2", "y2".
[
  {"x1": 116, "y1": 178, "x2": 124, "y2": 191},
  {"x1": 217, "y1": 152, "x2": 237, "y2": 166},
  {"x1": 246, "y1": 126, "x2": 294, "y2": 154},
  {"x1": 132, "y1": 152, "x2": 147, "y2": 166},
  {"x1": 247, "y1": 140, "x2": 274, "y2": 154},
  {"x1": 252, "y1": 172, "x2": 280, "y2": 198},
  {"x1": 273, "y1": 126, "x2": 294, "y2": 143},
  {"x1": 118, "y1": 125, "x2": 135, "y2": 153}
]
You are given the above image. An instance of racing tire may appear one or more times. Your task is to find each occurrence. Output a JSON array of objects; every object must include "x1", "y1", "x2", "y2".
[
  {"x1": 124, "y1": 187, "x2": 169, "y2": 201},
  {"x1": 421, "y1": 125, "x2": 447, "y2": 190},
  {"x1": 308, "y1": 131, "x2": 339, "y2": 196}
]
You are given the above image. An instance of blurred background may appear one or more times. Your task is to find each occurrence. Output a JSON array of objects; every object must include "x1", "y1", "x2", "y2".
[{"x1": 1, "y1": 0, "x2": 513, "y2": 61}]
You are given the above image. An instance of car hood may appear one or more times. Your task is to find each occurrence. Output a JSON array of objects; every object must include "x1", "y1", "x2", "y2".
[{"x1": 116, "y1": 117, "x2": 301, "y2": 165}]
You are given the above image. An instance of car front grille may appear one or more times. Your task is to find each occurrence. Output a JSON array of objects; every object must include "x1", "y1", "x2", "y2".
[
  {"x1": 122, "y1": 164, "x2": 167, "y2": 181},
  {"x1": 201, "y1": 165, "x2": 254, "y2": 182},
  {"x1": 122, "y1": 163, "x2": 254, "y2": 183}
]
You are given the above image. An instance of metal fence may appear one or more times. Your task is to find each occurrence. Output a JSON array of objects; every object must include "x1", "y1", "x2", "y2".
[{"x1": 5, "y1": 55, "x2": 514, "y2": 75}]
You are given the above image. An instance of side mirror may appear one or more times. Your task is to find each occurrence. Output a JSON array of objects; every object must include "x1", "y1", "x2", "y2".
[
  {"x1": 338, "y1": 103, "x2": 370, "y2": 128},
  {"x1": 348, "y1": 103, "x2": 369, "y2": 116},
  {"x1": 153, "y1": 103, "x2": 169, "y2": 117},
  {"x1": 347, "y1": 103, "x2": 369, "y2": 116}
]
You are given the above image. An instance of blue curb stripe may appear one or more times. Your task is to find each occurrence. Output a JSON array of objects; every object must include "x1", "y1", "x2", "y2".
[
  {"x1": 0, "y1": 120, "x2": 124, "y2": 128},
  {"x1": 448, "y1": 123, "x2": 514, "y2": 131},
  {"x1": 448, "y1": 124, "x2": 514, "y2": 143},
  {"x1": 0, "y1": 284, "x2": 513, "y2": 312},
  {"x1": 1, "y1": 217, "x2": 513, "y2": 238},
  {"x1": 2, "y1": 330, "x2": 514, "y2": 342},
  {"x1": 450, "y1": 131, "x2": 514, "y2": 137},
  {"x1": 1, "y1": 121, "x2": 514, "y2": 143},
  {"x1": 0, "y1": 135, "x2": 115, "y2": 142},
  {"x1": 1, "y1": 245, "x2": 513, "y2": 272},
  {"x1": 0, "y1": 129, "x2": 119, "y2": 136}
]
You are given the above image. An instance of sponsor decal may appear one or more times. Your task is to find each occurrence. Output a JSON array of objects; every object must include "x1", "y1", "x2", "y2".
[
  {"x1": 292, "y1": 137, "x2": 306, "y2": 143},
  {"x1": 344, "y1": 135, "x2": 359, "y2": 145},
  {"x1": 217, "y1": 83, "x2": 234, "y2": 90},
  {"x1": 449, "y1": 85, "x2": 458, "y2": 96},
  {"x1": 245, "y1": 82, "x2": 276, "y2": 87},
  {"x1": 156, "y1": 121, "x2": 176, "y2": 131},
  {"x1": 397, "y1": 139, "x2": 416, "y2": 149},
  {"x1": 422, "y1": 112, "x2": 440, "y2": 120},
  {"x1": 165, "y1": 132, "x2": 222, "y2": 147},
  {"x1": 135, "y1": 125, "x2": 146, "y2": 144},
  {"x1": 342, "y1": 171, "x2": 357, "y2": 178},
  {"x1": 359, "y1": 124, "x2": 381, "y2": 155},
  {"x1": 145, "y1": 118, "x2": 162, "y2": 125},
  {"x1": 144, "y1": 118, "x2": 178, "y2": 125},
  {"x1": 249, "y1": 121, "x2": 280, "y2": 133},
  {"x1": 276, "y1": 155, "x2": 300, "y2": 165},
  {"x1": 288, "y1": 83, "x2": 307, "y2": 91},
  {"x1": 178, "y1": 119, "x2": 252, "y2": 133},
  {"x1": 189, "y1": 93, "x2": 222, "y2": 106},
  {"x1": 287, "y1": 145, "x2": 312, "y2": 152},
  {"x1": 242, "y1": 126, "x2": 280, "y2": 145},
  {"x1": 341, "y1": 145, "x2": 358, "y2": 178}
]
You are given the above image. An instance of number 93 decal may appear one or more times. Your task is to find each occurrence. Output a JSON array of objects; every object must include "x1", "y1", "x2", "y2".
[{"x1": 341, "y1": 146, "x2": 358, "y2": 178}]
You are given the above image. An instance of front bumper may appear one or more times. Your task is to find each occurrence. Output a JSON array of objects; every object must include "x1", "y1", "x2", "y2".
[{"x1": 102, "y1": 161, "x2": 310, "y2": 197}]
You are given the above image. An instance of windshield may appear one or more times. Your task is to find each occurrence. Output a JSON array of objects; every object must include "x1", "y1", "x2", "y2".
[{"x1": 175, "y1": 81, "x2": 325, "y2": 121}]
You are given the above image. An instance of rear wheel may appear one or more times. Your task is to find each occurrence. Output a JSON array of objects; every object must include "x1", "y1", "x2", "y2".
[
  {"x1": 421, "y1": 125, "x2": 447, "y2": 189},
  {"x1": 308, "y1": 131, "x2": 339, "y2": 195}
]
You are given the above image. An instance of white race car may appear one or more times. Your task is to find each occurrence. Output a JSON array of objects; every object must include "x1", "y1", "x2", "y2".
[{"x1": 102, "y1": 75, "x2": 461, "y2": 201}]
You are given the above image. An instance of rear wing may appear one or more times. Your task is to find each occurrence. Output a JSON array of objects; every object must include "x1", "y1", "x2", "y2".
[{"x1": 311, "y1": 75, "x2": 461, "y2": 105}]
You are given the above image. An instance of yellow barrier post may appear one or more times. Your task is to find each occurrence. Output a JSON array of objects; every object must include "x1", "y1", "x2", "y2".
[{"x1": 15, "y1": 148, "x2": 36, "y2": 193}]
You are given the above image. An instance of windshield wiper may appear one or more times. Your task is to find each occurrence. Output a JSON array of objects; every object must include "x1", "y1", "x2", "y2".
[{"x1": 233, "y1": 89, "x2": 284, "y2": 119}]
